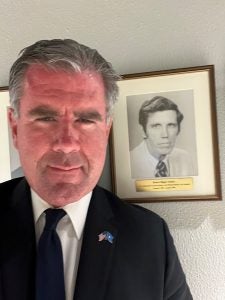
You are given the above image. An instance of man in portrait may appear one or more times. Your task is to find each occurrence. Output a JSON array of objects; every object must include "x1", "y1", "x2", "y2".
[{"x1": 130, "y1": 96, "x2": 195, "y2": 178}]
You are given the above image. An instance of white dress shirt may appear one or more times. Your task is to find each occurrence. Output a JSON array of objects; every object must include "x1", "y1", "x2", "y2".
[
  {"x1": 130, "y1": 140, "x2": 196, "y2": 178},
  {"x1": 31, "y1": 189, "x2": 91, "y2": 300}
]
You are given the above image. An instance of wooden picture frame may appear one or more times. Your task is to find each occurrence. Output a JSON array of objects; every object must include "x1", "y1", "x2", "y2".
[
  {"x1": 110, "y1": 65, "x2": 221, "y2": 202},
  {"x1": 0, "y1": 87, "x2": 23, "y2": 183}
]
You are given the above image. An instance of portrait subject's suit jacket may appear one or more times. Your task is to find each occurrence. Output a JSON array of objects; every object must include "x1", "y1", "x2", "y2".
[{"x1": 0, "y1": 177, "x2": 192, "y2": 300}]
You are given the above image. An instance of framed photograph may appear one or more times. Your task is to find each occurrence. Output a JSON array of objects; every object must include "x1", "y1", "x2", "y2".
[
  {"x1": 0, "y1": 87, "x2": 23, "y2": 183},
  {"x1": 110, "y1": 65, "x2": 222, "y2": 202}
]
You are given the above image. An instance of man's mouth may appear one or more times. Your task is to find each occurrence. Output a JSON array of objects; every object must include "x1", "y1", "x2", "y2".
[
  {"x1": 158, "y1": 143, "x2": 171, "y2": 147},
  {"x1": 48, "y1": 165, "x2": 82, "y2": 172}
]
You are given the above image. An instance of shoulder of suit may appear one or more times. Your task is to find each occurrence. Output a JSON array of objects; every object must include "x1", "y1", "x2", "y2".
[
  {"x1": 0, "y1": 177, "x2": 27, "y2": 205},
  {"x1": 95, "y1": 185, "x2": 165, "y2": 227},
  {"x1": 0, "y1": 177, "x2": 25, "y2": 190}
]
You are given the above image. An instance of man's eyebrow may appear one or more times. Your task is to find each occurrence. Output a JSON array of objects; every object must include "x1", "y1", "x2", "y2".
[
  {"x1": 73, "y1": 111, "x2": 103, "y2": 121},
  {"x1": 28, "y1": 106, "x2": 103, "y2": 121},
  {"x1": 28, "y1": 106, "x2": 59, "y2": 117}
]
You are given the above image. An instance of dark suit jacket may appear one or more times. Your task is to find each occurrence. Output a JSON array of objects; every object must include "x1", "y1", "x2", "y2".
[{"x1": 0, "y1": 177, "x2": 192, "y2": 300}]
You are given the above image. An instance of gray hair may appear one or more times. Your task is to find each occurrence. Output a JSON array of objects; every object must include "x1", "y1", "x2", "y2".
[{"x1": 9, "y1": 39, "x2": 119, "y2": 119}]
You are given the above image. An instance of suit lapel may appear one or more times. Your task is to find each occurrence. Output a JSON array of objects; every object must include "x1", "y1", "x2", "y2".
[
  {"x1": 0, "y1": 178, "x2": 36, "y2": 300},
  {"x1": 74, "y1": 187, "x2": 118, "y2": 300}
]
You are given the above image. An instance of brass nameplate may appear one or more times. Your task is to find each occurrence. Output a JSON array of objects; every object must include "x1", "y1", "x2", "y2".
[{"x1": 135, "y1": 177, "x2": 193, "y2": 192}]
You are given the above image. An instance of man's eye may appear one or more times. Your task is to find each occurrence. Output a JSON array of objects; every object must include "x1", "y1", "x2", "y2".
[
  {"x1": 36, "y1": 117, "x2": 56, "y2": 122},
  {"x1": 168, "y1": 123, "x2": 177, "y2": 128},
  {"x1": 77, "y1": 118, "x2": 95, "y2": 124},
  {"x1": 151, "y1": 124, "x2": 161, "y2": 129}
]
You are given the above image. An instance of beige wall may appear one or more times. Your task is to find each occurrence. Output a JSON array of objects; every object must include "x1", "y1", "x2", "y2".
[{"x1": 1, "y1": 1, "x2": 225, "y2": 299}]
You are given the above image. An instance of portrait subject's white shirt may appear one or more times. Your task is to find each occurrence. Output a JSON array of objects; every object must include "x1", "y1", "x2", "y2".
[
  {"x1": 31, "y1": 189, "x2": 92, "y2": 300},
  {"x1": 130, "y1": 140, "x2": 195, "y2": 178}
]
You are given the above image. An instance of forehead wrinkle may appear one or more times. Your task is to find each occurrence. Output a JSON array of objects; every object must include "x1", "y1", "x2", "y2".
[
  {"x1": 27, "y1": 84, "x2": 94, "y2": 96},
  {"x1": 25, "y1": 70, "x2": 100, "y2": 99}
]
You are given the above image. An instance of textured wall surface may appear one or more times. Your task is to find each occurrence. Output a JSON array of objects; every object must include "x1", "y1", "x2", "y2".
[{"x1": 1, "y1": 1, "x2": 225, "y2": 299}]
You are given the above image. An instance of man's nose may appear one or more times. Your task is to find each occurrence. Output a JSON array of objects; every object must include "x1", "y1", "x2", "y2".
[
  {"x1": 52, "y1": 123, "x2": 80, "y2": 153},
  {"x1": 160, "y1": 126, "x2": 169, "y2": 137}
]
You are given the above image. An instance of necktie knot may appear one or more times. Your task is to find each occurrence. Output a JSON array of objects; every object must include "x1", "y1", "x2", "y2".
[{"x1": 44, "y1": 208, "x2": 66, "y2": 231}]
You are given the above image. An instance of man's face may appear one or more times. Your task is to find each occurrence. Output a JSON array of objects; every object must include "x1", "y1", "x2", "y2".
[
  {"x1": 8, "y1": 65, "x2": 112, "y2": 207},
  {"x1": 144, "y1": 110, "x2": 179, "y2": 159}
]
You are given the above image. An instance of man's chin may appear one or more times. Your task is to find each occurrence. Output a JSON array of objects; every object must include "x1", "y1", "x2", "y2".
[
  {"x1": 38, "y1": 181, "x2": 92, "y2": 207},
  {"x1": 158, "y1": 147, "x2": 173, "y2": 156}
]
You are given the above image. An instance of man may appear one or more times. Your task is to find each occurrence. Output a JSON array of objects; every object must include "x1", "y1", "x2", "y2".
[
  {"x1": 0, "y1": 39, "x2": 192, "y2": 299},
  {"x1": 130, "y1": 96, "x2": 195, "y2": 178}
]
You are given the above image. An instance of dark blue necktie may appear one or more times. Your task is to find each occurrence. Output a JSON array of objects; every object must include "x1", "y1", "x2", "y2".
[{"x1": 35, "y1": 208, "x2": 66, "y2": 300}]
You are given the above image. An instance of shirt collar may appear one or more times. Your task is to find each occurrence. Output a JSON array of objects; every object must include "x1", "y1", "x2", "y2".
[{"x1": 31, "y1": 189, "x2": 92, "y2": 239}]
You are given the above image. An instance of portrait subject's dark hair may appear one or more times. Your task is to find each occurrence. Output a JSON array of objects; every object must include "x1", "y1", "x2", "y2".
[
  {"x1": 9, "y1": 39, "x2": 120, "y2": 120},
  {"x1": 139, "y1": 96, "x2": 184, "y2": 133}
]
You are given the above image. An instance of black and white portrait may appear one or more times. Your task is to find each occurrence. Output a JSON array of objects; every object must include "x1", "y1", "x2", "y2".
[{"x1": 127, "y1": 90, "x2": 198, "y2": 179}]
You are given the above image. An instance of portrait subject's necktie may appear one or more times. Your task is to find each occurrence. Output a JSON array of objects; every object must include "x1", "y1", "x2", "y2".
[
  {"x1": 35, "y1": 208, "x2": 66, "y2": 300},
  {"x1": 155, "y1": 160, "x2": 168, "y2": 177}
]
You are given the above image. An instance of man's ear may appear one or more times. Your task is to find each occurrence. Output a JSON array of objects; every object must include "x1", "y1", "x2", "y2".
[
  {"x1": 141, "y1": 126, "x2": 147, "y2": 139},
  {"x1": 106, "y1": 117, "x2": 113, "y2": 138},
  {"x1": 8, "y1": 108, "x2": 19, "y2": 149}
]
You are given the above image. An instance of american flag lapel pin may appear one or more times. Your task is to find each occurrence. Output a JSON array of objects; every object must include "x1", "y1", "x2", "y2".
[{"x1": 98, "y1": 231, "x2": 114, "y2": 244}]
